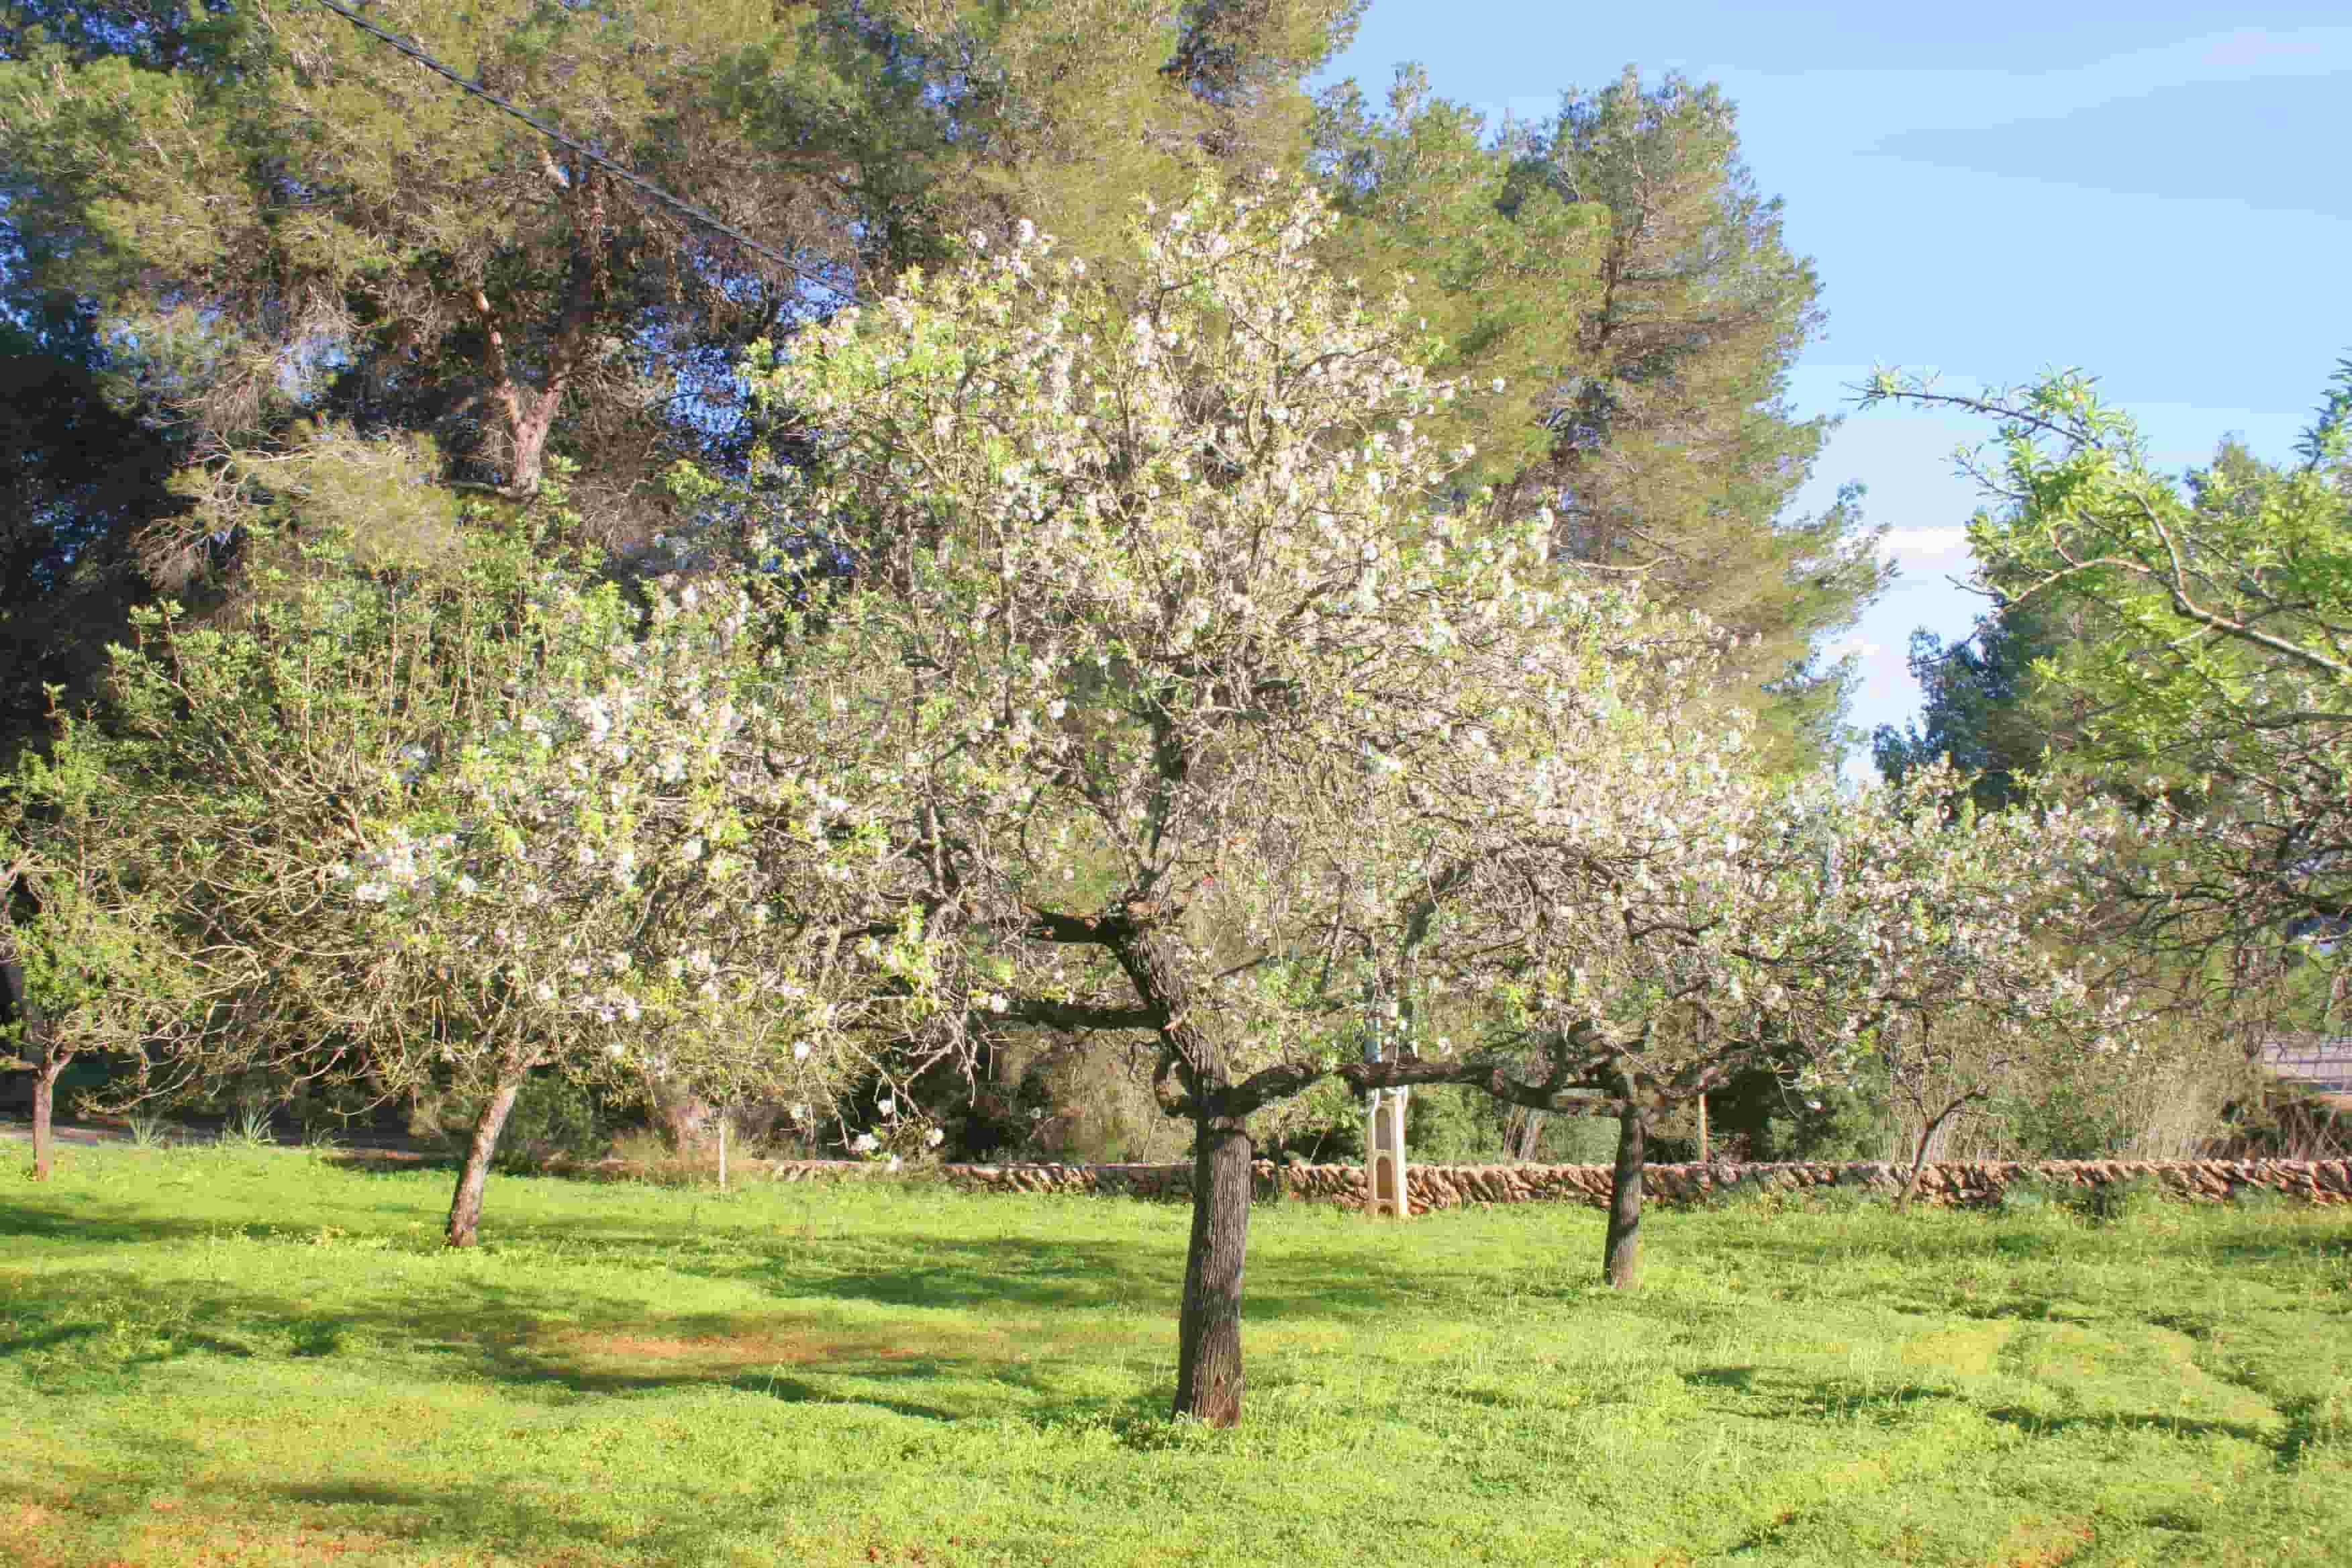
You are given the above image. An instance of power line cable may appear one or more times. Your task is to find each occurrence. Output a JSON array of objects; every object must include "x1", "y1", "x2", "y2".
[{"x1": 307, "y1": 0, "x2": 854, "y2": 296}]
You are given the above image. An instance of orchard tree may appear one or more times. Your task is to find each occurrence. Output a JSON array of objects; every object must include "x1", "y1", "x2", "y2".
[
  {"x1": 1, "y1": 725, "x2": 208, "y2": 1179},
  {"x1": 1387, "y1": 752, "x2": 2139, "y2": 1283},
  {"x1": 71, "y1": 454, "x2": 940, "y2": 1244},
  {"x1": 1863, "y1": 361, "x2": 2352, "y2": 1005},
  {"x1": 712, "y1": 179, "x2": 1663, "y2": 1423},
  {"x1": 697, "y1": 179, "x2": 2136, "y2": 1420},
  {"x1": 1814, "y1": 787, "x2": 2137, "y2": 1211}
]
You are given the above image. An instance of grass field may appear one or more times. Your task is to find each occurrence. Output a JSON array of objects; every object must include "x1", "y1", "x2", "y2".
[{"x1": 3, "y1": 1145, "x2": 2348, "y2": 1567}]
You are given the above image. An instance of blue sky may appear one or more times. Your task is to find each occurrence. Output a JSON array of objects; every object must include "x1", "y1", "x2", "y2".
[{"x1": 1314, "y1": 4, "x2": 2350, "y2": 765}]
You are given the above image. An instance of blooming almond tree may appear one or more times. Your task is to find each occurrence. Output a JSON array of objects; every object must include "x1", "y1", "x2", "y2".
[
  {"x1": 718, "y1": 181, "x2": 2153, "y2": 1419},
  {"x1": 82, "y1": 489, "x2": 938, "y2": 1244},
  {"x1": 1414, "y1": 752, "x2": 2141, "y2": 1281},
  {"x1": 709, "y1": 179, "x2": 1734, "y2": 1424}
]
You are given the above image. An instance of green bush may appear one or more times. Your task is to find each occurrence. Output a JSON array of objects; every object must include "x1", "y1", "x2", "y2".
[
  {"x1": 1702, "y1": 1170, "x2": 1784, "y2": 1212},
  {"x1": 1994, "y1": 1172, "x2": 2069, "y2": 1218},
  {"x1": 1406, "y1": 1085, "x2": 1512, "y2": 1163},
  {"x1": 1259, "y1": 1077, "x2": 1366, "y2": 1165},
  {"x1": 1993, "y1": 1081, "x2": 2137, "y2": 1160},
  {"x1": 2075, "y1": 1171, "x2": 2167, "y2": 1226},
  {"x1": 1537, "y1": 1113, "x2": 1623, "y2": 1166},
  {"x1": 2226, "y1": 1181, "x2": 2292, "y2": 1212},
  {"x1": 1804, "y1": 1180, "x2": 1886, "y2": 1216},
  {"x1": 490, "y1": 1075, "x2": 611, "y2": 1173},
  {"x1": 1702, "y1": 1063, "x2": 1894, "y2": 1163}
]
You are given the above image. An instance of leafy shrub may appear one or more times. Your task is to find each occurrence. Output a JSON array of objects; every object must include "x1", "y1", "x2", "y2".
[
  {"x1": 1404, "y1": 1084, "x2": 1513, "y2": 1163},
  {"x1": 2226, "y1": 1181, "x2": 2292, "y2": 1212},
  {"x1": 1805, "y1": 1180, "x2": 1886, "y2": 1215},
  {"x1": 1994, "y1": 1172, "x2": 2069, "y2": 1218},
  {"x1": 490, "y1": 1075, "x2": 610, "y2": 1173},
  {"x1": 1530, "y1": 1113, "x2": 1622, "y2": 1167},
  {"x1": 1994, "y1": 1081, "x2": 2139, "y2": 1160},
  {"x1": 1702, "y1": 1170, "x2": 1785, "y2": 1212},
  {"x1": 1703, "y1": 1062, "x2": 1894, "y2": 1162},
  {"x1": 2074, "y1": 1171, "x2": 2167, "y2": 1225}
]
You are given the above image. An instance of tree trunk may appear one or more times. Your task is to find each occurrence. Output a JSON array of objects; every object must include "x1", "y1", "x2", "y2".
[
  {"x1": 1895, "y1": 1097, "x2": 1973, "y2": 1213},
  {"x1": 1603, "y1": 1101, "x2": 1647, "y2": 1289},
  {"x1": 445, "y1": 1072, "x2": 526, "y2": 1248},
  {"x1": 1173, "y1": 1108, "x2": 1253, "y2": 1427},
  {"x1": 1896, "y1": 1125, "x2": 1932, "y2": 1213},
  {"x1": 30, "y1": 1055, "x2": 64, "y2": 1182},
  {"x1": 647, "y1": 1069, "x2": 714, "y2": 1153},
  {"x1": 1511, "y1": 1108, "x2": 1547, "y2": 1161}
]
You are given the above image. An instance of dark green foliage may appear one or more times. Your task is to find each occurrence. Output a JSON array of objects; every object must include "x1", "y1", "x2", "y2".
[
  {"x1": 1393, "y1": 1083, "x2": 1506, "y2": 1163},
  {"x1": 1994, "y1": 1079, "x2": 2139, "y2": 1161},
  {"x1": 1802, "y1": 1181, "x2": 1885, "y2": 1216},
  {"x1": 0, "y1": 346, "x2": 187, "y2": 762},
  {"x1": 1495, "y1": 69, "x2": 1890, "y2": 774},
  {"x1": 1703, "y1": 1063, "x2": 1893, "y2": 1163},
  {"x1": 489, "y1": 1075, "x2": 610, "y2": 1174},
  {"x1": 2074, "y1": 1171, "x2": 2166, "y2": 1226},
  {"x1": 1538, "y1": 1114, "x2": 1628, "y2": 1167},
  {"x1": 1869, "y1": 601, "x2": 2075, "y2": 812},
  {"x1": 1259, "y1": 1078, "x2": 1365, "y2": 1165},
  {"x1": 1995, "y1": 1172, "x2": 2067, "y2": 1218}
]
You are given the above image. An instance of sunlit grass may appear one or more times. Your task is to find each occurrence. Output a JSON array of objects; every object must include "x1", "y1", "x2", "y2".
[{"x1": 4, "y1": 1144, "x2": 2348, "y2": 1566}]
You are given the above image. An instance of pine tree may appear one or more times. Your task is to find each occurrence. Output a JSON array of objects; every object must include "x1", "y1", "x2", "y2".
[{"x1": 1497, "y1": 69, "x2": 1888, "y2": 771}]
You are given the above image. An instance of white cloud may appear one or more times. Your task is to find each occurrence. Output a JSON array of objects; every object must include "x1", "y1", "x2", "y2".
[
  {"x1": 1819, "y1": 636, "x2": 1883, "y2": 663},
  {"x1": 1877, "y1": 527, "x2": 1974, "y2": 567}
]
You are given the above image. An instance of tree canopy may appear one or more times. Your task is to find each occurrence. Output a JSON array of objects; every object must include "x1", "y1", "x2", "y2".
[{"x1": 1865, "y1": 362, "x2": 2352, "y2": 1012}]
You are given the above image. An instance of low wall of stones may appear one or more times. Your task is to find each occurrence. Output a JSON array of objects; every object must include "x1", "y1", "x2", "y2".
[{"x1": 744, "y1": 1157, "x2": 2352, "y2": 1212}]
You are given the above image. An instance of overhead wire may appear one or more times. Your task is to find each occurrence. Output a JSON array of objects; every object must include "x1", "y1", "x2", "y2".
[{"x1": 306, "y1": 0, "x2": 854, "y2": 297}]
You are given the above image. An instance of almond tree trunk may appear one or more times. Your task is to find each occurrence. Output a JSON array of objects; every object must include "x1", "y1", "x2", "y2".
[
  {"x1": 1603, "y1": 1099, "x2": 1647, "y2": 1289},
  {"x1": 30, "y1": 1055, "x2": 64, "y2": 1182},
  {"x1": 1172, "y1": 1105, "x2": 1253, "y2": 1426},
  {"x1": 445, "y1": 1071, "x2": 527, "y2": 1248},
  {"x1": 1511, "y1": 1108, "x2": 1547, "y2": 1161},
  {"x1": 1895, "y1": 1095, "x2": 1976, "y2": 1212}
]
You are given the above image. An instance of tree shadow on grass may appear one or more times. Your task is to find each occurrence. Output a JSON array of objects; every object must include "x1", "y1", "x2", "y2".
[
  {"x1": 23, "y1": 1455, "x2": 723, "y2": 1568},
  {"x1": 1, "y1": 1259, "x2": 1171, "y2": 1425},
  {"x1": 0, "y1": 1197, "x2": 251, "y2": 1246},
  {"x1": 1681, "y1": 1365, "x2": 1960, "y2": 1426},
  {"x1": 724, "y1": 1367, "x2": 971, "y2": 1422},
  {"x1": 616, "y1": 1226, "x2": 1449, "y2": 1328},
  {"x1": 1985, "y1": 1401, "x2": 2314, "y2": 1467}
]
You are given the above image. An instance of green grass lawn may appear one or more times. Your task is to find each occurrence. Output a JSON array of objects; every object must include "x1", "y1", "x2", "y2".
[{"x1": 3, "y1": 1146, "x2": 2347, "y2": 1567}]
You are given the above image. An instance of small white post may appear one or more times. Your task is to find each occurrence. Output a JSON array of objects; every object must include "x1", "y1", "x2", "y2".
[{"x1": 1364, "y1": 1087, "x2": 1411, "y2": 1218}]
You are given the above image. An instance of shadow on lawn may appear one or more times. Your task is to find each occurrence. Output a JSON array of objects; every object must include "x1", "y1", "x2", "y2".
[
  {"x1": 0, "y1": 1198, "x2": 251, "y2": 1247},
  {"x1": 23, "y1": 1455, "x2": 728, "y2": 1567},
  {"x1": 671, "y1": 1229, "x2": 1440, "y2": 1325},
  {"x1": 0, "y1": 1235, "x2": 1185, "y2": 1422},
  {"x1": 359, "y1": 1203, "x2": 1455, "y2": 1328},
  {"x1": 1982, "y1": 1402, "x2": 2329, "y2": 1468},
  {"x1": 1683, "y1": 1364, "x2": 1959, "y2": 1425}
]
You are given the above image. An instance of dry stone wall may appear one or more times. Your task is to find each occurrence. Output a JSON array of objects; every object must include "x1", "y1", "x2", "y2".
[{"x1": 744, "y1": 1157, "x2": 2352, "y2": 1210}]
